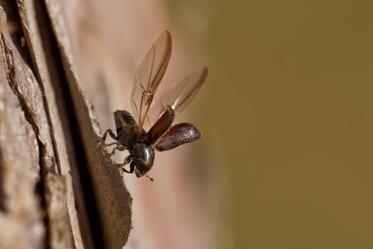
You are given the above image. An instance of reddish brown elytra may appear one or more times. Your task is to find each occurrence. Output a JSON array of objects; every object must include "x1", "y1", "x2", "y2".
[{"x1": 102, "y1": 31, "x2": 208, "y2": 179}]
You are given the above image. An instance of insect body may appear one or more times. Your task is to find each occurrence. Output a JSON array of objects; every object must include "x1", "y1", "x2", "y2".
[{"x1": 102, "y1": 31, "x2": 208, "y2": 179}]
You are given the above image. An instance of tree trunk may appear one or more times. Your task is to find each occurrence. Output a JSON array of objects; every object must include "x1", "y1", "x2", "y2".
[{"x1": 0, "y1": 1, "x2": 132, "y2": 248}]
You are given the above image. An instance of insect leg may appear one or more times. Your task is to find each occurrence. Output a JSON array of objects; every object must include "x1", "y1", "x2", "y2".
[
  {"x1": 102, "y1": 129, "x2": 117, "y2": 142},
  {"x1": 122, "y1": 162, "x2": 135, "y2": 174},
  {"x1": 104, "y1": 141, "x2": 118, "y2": 147},
  {"x1": 114, "y1": 155, "x2": 132, "y2": 167},
  {"x1": 107, "y1": 145, "x2": 126, "y2": 157}
]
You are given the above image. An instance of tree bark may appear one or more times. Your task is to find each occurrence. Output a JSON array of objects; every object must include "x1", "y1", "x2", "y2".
[{"x1": 0, "y1": 1, "x2": 132, "y2": 248}]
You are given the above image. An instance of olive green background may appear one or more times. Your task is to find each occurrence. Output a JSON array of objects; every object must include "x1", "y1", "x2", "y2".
[{"x1": 169, "y1": 0, "x2": 373, "y2": 248}]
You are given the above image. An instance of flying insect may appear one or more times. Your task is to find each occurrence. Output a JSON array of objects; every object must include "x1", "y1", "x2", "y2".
[{"x1": 102, "y1": 31, "x2": 208, "y2": 180}]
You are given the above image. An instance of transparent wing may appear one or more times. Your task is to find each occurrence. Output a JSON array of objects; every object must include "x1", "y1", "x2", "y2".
[
  {"x1": 131, "y1": 31, "x2": 172, "y2": 130},
  {"x1": 147, "y1": 67, "x2": 208, "y2": 125}
]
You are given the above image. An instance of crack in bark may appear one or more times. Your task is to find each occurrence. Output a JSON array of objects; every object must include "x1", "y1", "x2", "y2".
[
  {"x1": 0, "y1": 32, "x2": 56, "y2": 248},
  {"x1": 0, "y1": 1, "x2": 133, "y2": 248}
]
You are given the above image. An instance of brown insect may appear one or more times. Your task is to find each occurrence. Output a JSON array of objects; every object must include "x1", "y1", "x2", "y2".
[{"x1": 102, "y1": 31, "x2": 208, "y2": 180}]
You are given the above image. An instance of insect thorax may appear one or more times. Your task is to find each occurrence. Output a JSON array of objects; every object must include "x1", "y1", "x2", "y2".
[{"x1": 114, "y1": 110, "x2": 141, "y2": 146}]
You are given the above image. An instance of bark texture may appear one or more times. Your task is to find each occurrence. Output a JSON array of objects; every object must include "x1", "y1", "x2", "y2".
[{"x1": 0, "y1": 0, "x2": 132, "y2": 248}]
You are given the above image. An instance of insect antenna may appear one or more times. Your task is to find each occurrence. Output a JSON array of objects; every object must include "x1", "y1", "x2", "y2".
[{"x1": 145, "y1": 175, "x2": 154, "y2": 182}]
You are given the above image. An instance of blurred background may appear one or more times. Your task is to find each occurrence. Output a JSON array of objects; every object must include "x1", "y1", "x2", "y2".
[{"x1": 65, "y1": 0, "x2": 373, "y2": 248}]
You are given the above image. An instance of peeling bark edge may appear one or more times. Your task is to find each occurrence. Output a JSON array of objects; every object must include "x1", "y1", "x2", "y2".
[
  {"x1": 0, "y1": 3, "x2": 73, "y2": 247},
  {"x1": 43, "y1": 1, "x2": 133, "y2": 248},
  {"x1": 1, "y1": 0, "x2": 132, "y2": 247},
  {"x1": 15, "y1": 1, "x2": 95, "y2": 247}
]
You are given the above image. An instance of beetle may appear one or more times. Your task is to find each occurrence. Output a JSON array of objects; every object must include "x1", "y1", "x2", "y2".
[{"x1": 102, "y1": 31, "x2": 208, "y2": 180}]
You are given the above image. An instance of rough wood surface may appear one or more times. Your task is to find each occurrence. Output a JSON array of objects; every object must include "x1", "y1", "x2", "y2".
[{"x1": 0, "y1": 0, "x2": 133, "y2": 248}]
